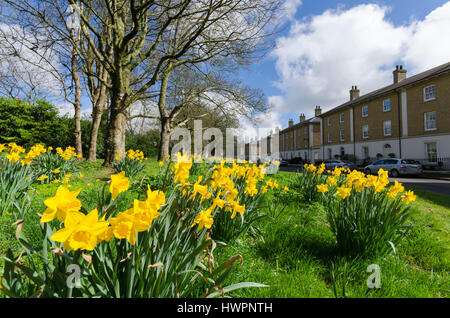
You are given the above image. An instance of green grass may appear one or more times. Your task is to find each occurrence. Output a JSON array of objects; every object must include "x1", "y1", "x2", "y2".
[
  {"x1": 209, "y1": 173, "x2": 450, "y2": 298},
  {"x1": 0, "y1": 162, "x2": 449, "y2": 298}
]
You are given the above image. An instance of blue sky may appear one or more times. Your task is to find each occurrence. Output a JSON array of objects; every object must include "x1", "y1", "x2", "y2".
[{"x1": 238, "y1": 0, "x2": 450, "y2": 133}]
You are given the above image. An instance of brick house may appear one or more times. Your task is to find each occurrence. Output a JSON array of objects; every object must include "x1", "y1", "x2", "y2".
[{"x1": 276, "y1": 61, "x2": 450, "y2": 168}]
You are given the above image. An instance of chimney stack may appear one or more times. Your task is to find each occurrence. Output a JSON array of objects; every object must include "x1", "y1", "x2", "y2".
[
  {"x1": 299, "y1": 113, "x2": 306, "y2": 122},
  {"x1": 393, "y1": 65, "x2": 407, "y2": 83},
  {"x1": 349, "y1": 85, "x2": 360, "y2": 101},
  {"x1": 288, "y1": 118, "x2": 294, "y2": 127},
  {"x1": 314, "y1": 105, "x2": 322, "y2": 116}
]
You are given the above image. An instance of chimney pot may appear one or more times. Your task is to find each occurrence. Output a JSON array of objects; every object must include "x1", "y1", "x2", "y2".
[
  {"x1": 350, "y1": 85, "x2": 360, "y2": 101},
  {"x1": 393, "y1": 65, "x2": 407, "y2": 83},
  {"x1": 314, "y1": 105, "x2": 322, "y2": 116}
]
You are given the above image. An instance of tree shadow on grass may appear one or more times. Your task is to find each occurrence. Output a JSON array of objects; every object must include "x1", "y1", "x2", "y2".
[
  {"x1": 254, "y1": 220, "x2": 338, "y2": 270},
  {"x1": 408, "y1": 186, "x2": 450, "y2": 210}
]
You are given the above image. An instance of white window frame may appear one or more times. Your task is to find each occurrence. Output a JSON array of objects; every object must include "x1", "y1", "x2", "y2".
[
  {"x1": 425, "y1": 142, "x2": 437, "y2": 162},
  {"x1": 424, "y1": 111, "x2": 437, "y2": 131},
  {"x1": 362, "y1": 146, "x2": 369, "y2": 159},
  {"x1": 383, "y1": 99, "x2": 391, "y2": 112},
  {"x1": 362, "y1": 105, "x2": 368, "y2": 117},
  {"x1": 340, "y1": 129, "x2": 345, "y2": 142},
  {"x1": 383, "y1": 120, "x2": 392, "y2": 136},
  {"x1": 327, "y1": 132, "x2": 332, "y2": 143},
  {"x1": 340, "y1": 113, "x2": 345, "y2": 123},
  {"x1": 423, "y1": 85, "x2": 436, "y2": 102},
  {"x1": 362, "y1": 125, "x2": 369, "y2": 139}
]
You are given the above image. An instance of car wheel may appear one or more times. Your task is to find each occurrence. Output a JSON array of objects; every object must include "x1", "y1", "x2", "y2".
[
  {"x1": 390, "y1": 169, "x2": 399, "y2": 178},
  {"x1": 364, "y1": 168, "x2": 371, "y2": 175}
]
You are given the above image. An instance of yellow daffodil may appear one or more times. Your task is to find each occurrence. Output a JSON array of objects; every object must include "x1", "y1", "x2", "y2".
[
  {"x1": 336, "y1": 186, "x2": 352, "y2": 199},
  {"x1": 110, "y1": 171, "x2": 130, "y2": 200},
  {"x1": 326, "y1": 177, "x2": 337, "y2": 186},
  {"x1": 402, "y1": 190, "x2": 416, "y2": 204},
  {"x1": 387, "y1": 181, "x2": 405, "y2": 199},
  {"x1": 37, "y1": 174, "x2": 49, "y2": 181},
  {"x1": 41, "y1": 186, "x2": 82, "y2": 223},
  {"x1": 317, "y1": 184, "x2": 329, "y2": 193},
  {"x1": 191, "y1": 208, "x2": 214, "y2": 231},
  {"x1": 50, "y1": 209, "x2": 109, "y2": 251}
]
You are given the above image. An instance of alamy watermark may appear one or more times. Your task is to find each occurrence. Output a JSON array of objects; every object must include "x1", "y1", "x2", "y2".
[
  {"x1": 366, "y1": 264, "x2": 381, "y2": 289},
  {"x1": 169, "y1": 120, "x2": 280, "y2": 173},
  {"x1": 66, "y1": 264, "x2": 81, "y2": 289}
]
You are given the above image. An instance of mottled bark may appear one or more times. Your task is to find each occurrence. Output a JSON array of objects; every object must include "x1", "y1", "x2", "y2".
[
  {"x1": 159, "y1": 117, "x2": 171, "y2": 161},
  {"x1": 87, "y1": 81, "x2": 107, "y2": 161}
]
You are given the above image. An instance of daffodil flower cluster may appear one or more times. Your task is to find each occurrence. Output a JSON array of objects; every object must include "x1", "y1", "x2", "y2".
[
  {"x1": 56, "y1": 146, "x2": 81, "y2": 160},
  {"x1": 316, "y1": 167, "x2": 416, "y2": 205},
  {"x1": 115, "y1": 149, "x2": 146, "y2": 162},
  {"x1": 0, "y1": 142, "x2": 48, "y2": 165},
  {"x1": 42, "y1": 172, "x2": 165, "y2": 250},
  {"x1": 168, "y1": 154, "x2": 270, "y2": 236},
  {"x1": 113, "y1": 149, "x2": 147, "y2": 178},
  {"x1": 314, "y1": 166, "x2": 416, "y2": 257}
]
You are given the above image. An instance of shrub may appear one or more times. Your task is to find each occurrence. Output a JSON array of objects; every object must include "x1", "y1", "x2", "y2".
[{"x1": 0, "y1": 98, "x2": 72, "y2": 149}]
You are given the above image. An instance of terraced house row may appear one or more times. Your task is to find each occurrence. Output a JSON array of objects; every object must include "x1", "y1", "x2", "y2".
[{"x1": 276, "y1": 61, "x2": 450, "y2": 169}]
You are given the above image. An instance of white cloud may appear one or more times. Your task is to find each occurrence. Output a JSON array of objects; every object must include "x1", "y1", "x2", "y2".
[
  {"x1": 403, "y1": 2, "x2": 450, "y2": 72},
  {"x1": 55, "y1": 102, "x2": 91, "y2": 118},
  {"x1": 268, "y1": 2, "x2": 450, "y2": 127},
  {"x1": 0, "y1": 23, "x2": 64, "y2": 98},
  {"x1": 236, "y1": 96, "x2": 284, "y2": 140},
  {"x1": 279, "y1": 0, "x2": 303, "y2": 22}
]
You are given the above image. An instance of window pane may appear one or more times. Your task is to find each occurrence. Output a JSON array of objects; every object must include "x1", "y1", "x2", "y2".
[
  {"x1": 426, "y1": 142, "x2": 437, "y2": 162},
  {"x1": 424, "y1": 85, "x2": 436, "y2": 101},
  {"x1": 425, "y1": 111, "x2": 436, "y2": 130},
  {"x1": 383, "y1": 121, "x2": 391, "y2": 135},
  {"x1": 383, "y1": 99, "x2": 391, "y2": 111}
]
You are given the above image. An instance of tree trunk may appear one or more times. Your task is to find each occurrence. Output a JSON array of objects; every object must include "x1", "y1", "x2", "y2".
[
  {"x1": 87, "y1": 85, "x2": 107, "y2": 161},
  {"x1": 157, "y1": 68, "x2": 172, "y2": 161},
  {"x1": 103, "y1": 91, "x2": 127, "y2": 167},
  {"x1": 158, "y1": 117, "x2": 171, "y2": 161},
  {"x1": 71, "y1": 13, "x2": 83, "y2": 158}
]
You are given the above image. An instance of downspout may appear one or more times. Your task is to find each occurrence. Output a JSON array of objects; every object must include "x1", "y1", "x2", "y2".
[
  {"x1": 397, "y1": 90, "x2": 402, "y2": 158},
  {"x1": 352, "y1": 105, "x2": 356, "y2": 161}
]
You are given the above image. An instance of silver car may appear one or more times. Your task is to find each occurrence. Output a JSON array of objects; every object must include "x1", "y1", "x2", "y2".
[
  {"x1": 324, "y1": 159, "x2": 357, "y2": 171},
  {"x1": 364, "y1": 159, "x2": 423, "y2": 177}
]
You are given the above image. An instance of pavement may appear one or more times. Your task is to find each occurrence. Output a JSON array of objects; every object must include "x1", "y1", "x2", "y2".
[
  {"x1": 388, "y1": 177, "x2": 450, "y2": 196},
  {"x1": 278, "y1": 165, "x2": 450, "y2": 196}
]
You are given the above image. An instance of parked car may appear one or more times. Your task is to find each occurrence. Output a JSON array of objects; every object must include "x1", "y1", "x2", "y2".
[
  {"x1": 324, "y1": 159, "x2": 357, "y2": 171},
  {"x1": 279, "y1": 159, "x2": 289, "y2": 167},
  {"x1": 288, "y1": 157, "x2": 308, "y2": 165},
  {"x1": 364, "y1": 159, "x2": 423, "y2": 177}
]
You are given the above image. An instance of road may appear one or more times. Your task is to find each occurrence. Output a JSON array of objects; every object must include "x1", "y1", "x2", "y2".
[{"x1": 277, "y1": 165, "x2": 450, "y2": 196}]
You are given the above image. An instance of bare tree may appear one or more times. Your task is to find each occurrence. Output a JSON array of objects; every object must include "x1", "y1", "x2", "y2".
[
  {"x1": 3, "y1": 0, "x2": 282, "y2": 166},
  {"x1": 0, "y1": 5, "x2": 85, "y2": 156},
  {"x1": 153, "y1": 63, "x2": 267, "y2": 159}
]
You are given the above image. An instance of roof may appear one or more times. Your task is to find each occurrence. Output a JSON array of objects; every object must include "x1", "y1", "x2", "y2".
[{"x1": 319, "y1": 61, "x2": 450, "y2": 117}]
